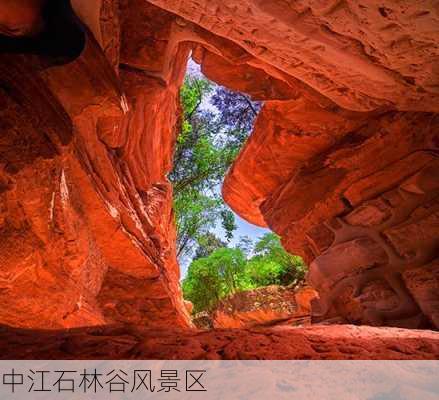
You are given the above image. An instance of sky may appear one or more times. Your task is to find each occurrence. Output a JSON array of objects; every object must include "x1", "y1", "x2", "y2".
[
  {"x1": 180, "y1": 215, "x2": 269, "y2": 278},
  {"x1": 214, "y1": 214, "x2": 269, "y2": 249},
  {"x1": 179, "y1": 58, "x2": 269, "y2": 278}
]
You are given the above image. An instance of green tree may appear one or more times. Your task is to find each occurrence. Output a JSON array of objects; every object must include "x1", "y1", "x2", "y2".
[
  {"x1": 248, "y1": 233, "x2": 306, "y2": 287},
  {"x1": 173, "y1": 188, "x2": 224, "y2": 258},
  {"x1": 193, "y1": 232, "x2": 227, "y2": 260},
  {"x1": 175, "y1": 74, "x2": 307, "y2": 313},
  {"x1": 182, "y1": 247, "x2": 248, "y2": 313},
  {"x1": 235, "y1": 235, "x2": 253, "y2": 256},
  {"x1": 182, "y1": 256, "x2": 224, "y2": 313},
  {"x1": 211, "y1": 247, "x2": 248, "y2": 295},
  {"x1": 183, "y1": 233, "x2": 307, "y2": 313},
  {"x1": 170, "y1": 75, "x2": 253, "y2": 260}
]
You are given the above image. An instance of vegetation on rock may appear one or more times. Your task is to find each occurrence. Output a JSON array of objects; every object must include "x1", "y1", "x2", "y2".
[
  {"x1": 171, "y1": 70, "x2": 306, "y2": 314},
  {"x1": 183, "y1": 233, "x2": 307, "y2": 313}
]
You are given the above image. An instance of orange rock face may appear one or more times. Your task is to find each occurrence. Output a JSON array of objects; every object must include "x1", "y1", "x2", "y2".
[
  {"x1": 0, "y1": 324, "x2": 438, "y2": 360},
  {"x1": 212, "y1": 285, "x2": 317, "y2": 329},
  {"x1": 0, "y1": 0, "x2": 438, "y2": 360},
  {"x1": 221, "y1": 77, "x2": 439, "y2": 329},
  {"x1": 0, "y1": 0, "x2": 46, "y2": 37},
  {"x1": 0, "y1": 1, "x2": 192, "y2": 329},
  {"x1": 123, "y1": 1, "x2": 439, "y2": 330},
  {"x1": 208, "y1": 3, "x2": 439, "y2": 328},
  {"x1": 149, "y1": 0, "x2": 439, "y2": 112}
]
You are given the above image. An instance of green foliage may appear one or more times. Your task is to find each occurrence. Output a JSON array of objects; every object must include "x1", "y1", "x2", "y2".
[
  {"x1": 180, "y1": 76, "x2": 212, "y2": 121},
  {"x1": 182, "y1": 255, "x2": 224, "y2": 313},
  {"x1": 250, "y1": 233, "x2": 307, "y2": 287},
  {"x1": 236, "y1": 235, "x2": 253, "y2": 256},
  {"x1": 182, "y1": 247, "x2": 249, "y2": 313},
  {"x1": 175, "y1": 75, "x2": 306, "y2": 314},
  {"x1": 193, "y1": 232, "x2": 226, "y2": 260},
  {"x1": 244, "y1": 258, "x2": 286, "y2": 288},
  {"x1": 183, "y1": 233, "x2": 307, "y2": 313},
  {"x1": 170, "y1": 75, "x2": 247, "y2": 259},
  {"x1": 173, "y1": 189, "x2": 223, "y2": 258}
]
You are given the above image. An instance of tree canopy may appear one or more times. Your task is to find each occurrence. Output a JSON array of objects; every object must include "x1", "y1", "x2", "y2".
[
  {"x1": 246, "y1": 233, "x2": 306, "y2": 288},
  {"x1": 169, "y1": 74, "x2": 260, "y2": 260},
  {"x1": 172, "y1": 68, "x2": 307, "y2": 315},
  {"x1": 182, "y1": 233, "x2": 307, "y2": 313}
]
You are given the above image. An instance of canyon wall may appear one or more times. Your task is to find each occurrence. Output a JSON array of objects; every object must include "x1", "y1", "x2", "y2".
[
  {"x1": 0, "y1": 0, "x2": 438, "y2": 331},
  {"x1": 0, "y1": 0, "x2": 192, "y2": 329},
  {"x1": 145, "y1": 0, "x2": 439, "y2": 329},
  {"x1": 193, "y1": 1, "x2": 439, "y2": 329}
]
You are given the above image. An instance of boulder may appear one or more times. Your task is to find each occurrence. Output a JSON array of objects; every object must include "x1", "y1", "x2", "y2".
[{"x1": 212, "y1": 285, "x2": 318, "y2": 328}]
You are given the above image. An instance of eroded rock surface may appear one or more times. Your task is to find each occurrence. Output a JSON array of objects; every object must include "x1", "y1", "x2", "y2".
[
  {"x1": 212, "y1": 285, "x2": 317, "y2": 329},
  {"x1": 0, "y1": 324, "x2": 437, "y2": 360},
  {"x1": 0, "y1": 0, "x2": 438, "y2": 347},
  {"x1": 223, "y1": 91, "x2": 439, "y2": 330},
  {"x1": 145, "y1": 0, "x2": 439, "y2": 329},
  {"x1": 148, "y1": 0, "x2": 439, "y2": 112},
  {"x1": 0, "y1": 0, "x2": 192, "y2": 329},
  {"x1": 204, "y1": 2, "x2": 439, "y2": 329}
]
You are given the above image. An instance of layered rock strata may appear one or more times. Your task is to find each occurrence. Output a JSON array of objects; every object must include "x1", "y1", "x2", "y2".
[
  {"x1": 0, "y1": 324, "x2": 438, "y2": 360},
  {"x1": 212, "y1": 285, "x2": 317, "y2": 329},
  {"x1": 0, "y1": 0, "x2": 438, "y2": 334},
  {"x1": 140, "y1": 0, "x2": 439, "y2": 329},
  {"x1": 0, "y1": 0, "x2": 191, "y2": 329}
]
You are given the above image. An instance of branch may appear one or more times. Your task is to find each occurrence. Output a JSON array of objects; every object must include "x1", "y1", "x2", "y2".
[
  {"x1": 186, "y1": 79, "x2": 204, "y2": 121},
  {"x1": 239, "y1": 94, "x2": 258, "y2": 116},
  {"x1": 173, "y1": 168, "x2": 213, "y2": 194},
  {"x1": 177, "y1": 233, "x2": 192, "y2": 258}
]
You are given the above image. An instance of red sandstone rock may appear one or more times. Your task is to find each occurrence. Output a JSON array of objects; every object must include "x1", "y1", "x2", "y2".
[
  {"x1": 212, "y1": 285, "x2": 317, "y2": 329},
  {"x1": 202, "y1": 2, "x2": 439, "y2": 328},
  {"x1": 225, "y1": 105, "x2": 438, "y2": 328},
  {"x1": 184, "y1": 300, "x2": 194, "y2": 315},
  {"x1": 223, "y1": 98, "x2": 369, "y2": 226},
  {"x1": 0, "y1": 0, "x2": 46, "y2": 37},
  {"x1": 0, "y1": 1, "x2": 191, "y2": 329},
  {"x1": 0, "y1": 0, "x2": 438, "y2": 350},
  {"x1": 148, "y1": 0, "x2": 439, "y2": 112},
  {"x1": 0, "y1": 324, "x2": 437, "y2": 360}
]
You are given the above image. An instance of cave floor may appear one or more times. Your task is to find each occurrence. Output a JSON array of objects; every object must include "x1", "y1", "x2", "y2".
[{"x1": 0, "y1": 324, "x2": 438, "y2": 360}]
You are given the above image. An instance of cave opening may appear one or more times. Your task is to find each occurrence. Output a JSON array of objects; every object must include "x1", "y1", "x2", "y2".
[{"x1": 170, "y1": 58, "x2": 310, "y2": 329}]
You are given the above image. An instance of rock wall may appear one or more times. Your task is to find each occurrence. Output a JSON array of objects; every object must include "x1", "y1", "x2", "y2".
[
  {"x1": 0, "y1": 0, "x2": 192, "y2": 329},
  {"x1": 140, "y1": 0, "x2": 439, "y2": 329},
  {"x1": 199, "y1": 2, "x2": 438, "y2": 328},
  {"x1": 212, "y1": 285, "x2": 317, "y2": 329},
  {"x1": 0, "y1": 0, "x2": 438, "y2": 332},
  {"x1": 147, "y1": 0, "x2": 439, "y2": 112},
  {"x1": 223, "y1": 104, "x2": 439, "y2": 328}
]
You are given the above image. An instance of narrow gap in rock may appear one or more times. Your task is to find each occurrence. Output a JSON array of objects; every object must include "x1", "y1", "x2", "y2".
[{"x1": 171, "y1": 57, "x2": 311, "y2": 330}]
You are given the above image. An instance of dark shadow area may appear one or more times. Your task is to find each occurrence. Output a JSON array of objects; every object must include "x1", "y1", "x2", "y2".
[{"x1": 0, "y1": 0, "x2": 85, "y2": 66}]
